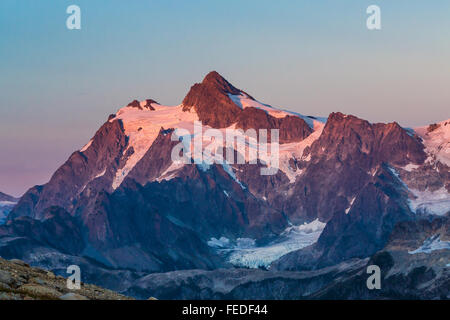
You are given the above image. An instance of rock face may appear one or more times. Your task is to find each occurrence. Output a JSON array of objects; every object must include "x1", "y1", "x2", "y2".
[
  {"x1": 0, "y1": 173, "x2": 225, "y2": 274},
  {"x1": 263, "y1": 112, "x2": 435, "y2": 271},
  {"x1": 0, "y1": 257, "x2": 132, "y2": 300},
  {"x1": 9, "y1": 119, "x2": 130, "y2": 221},
  {"x1": 311, "y1": 214, "x2": 450, "y2": 300},
  {"x1": 128, "y1": 99, "x2": 157, "y2": 110},
  {"x1": 182, "y1": 71, "x2": 243, "y2": 128},
  {"x1": 1, "y1": 71, "x2": 449, "y2": 299},
  {"x1": 236, "y1": 107, "x2": 312, "y2": 143},
  {"x1": 272, "y1": 164, "x2": 414, "y2": 271}
]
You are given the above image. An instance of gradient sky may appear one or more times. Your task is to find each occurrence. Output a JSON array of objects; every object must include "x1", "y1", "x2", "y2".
[{"x1": 1, "y1": 0, "x2": 449, "y2": 196}]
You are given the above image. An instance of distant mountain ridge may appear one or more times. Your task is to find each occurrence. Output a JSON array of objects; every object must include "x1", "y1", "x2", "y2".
[
  {"x1": 0, "y1": 192, "x2": 18, "y2": 203},
  {"x1": 0, "y1": 192, "x2": 18, "y2": 225}
]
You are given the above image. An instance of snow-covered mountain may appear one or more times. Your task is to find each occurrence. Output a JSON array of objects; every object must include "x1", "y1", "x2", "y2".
[
  {"x1": 415, "y1": 119, "x2": 450, "y2": 167},
  {"x1": 1, "y1": 71, "x2": 449, "y2": 299}
]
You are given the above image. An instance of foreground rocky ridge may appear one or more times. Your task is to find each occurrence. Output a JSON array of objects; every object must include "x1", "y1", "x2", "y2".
[
  {"x1": 0, "y1": 257, "x2": 132, "y2": 300},
  {"x1": 2, "y1": 211, "x2": 448, "y2": 300}
]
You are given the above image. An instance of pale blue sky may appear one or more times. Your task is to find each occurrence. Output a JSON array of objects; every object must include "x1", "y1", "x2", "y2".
[{"x1": 1, "y1": 0, "x2": 449, "y2": 196}]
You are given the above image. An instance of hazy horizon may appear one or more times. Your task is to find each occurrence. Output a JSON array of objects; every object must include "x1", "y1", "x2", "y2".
[{"x1": 1, "y1": 0, "x2": 449, "y2": 196}]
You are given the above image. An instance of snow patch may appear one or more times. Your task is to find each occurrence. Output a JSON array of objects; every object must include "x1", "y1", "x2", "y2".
[
  {"x1": 401, "y1": 163, "x2": 420, "y2": 172},
  {"x1": 0, "y1": 201, "x2": 17, "y2": 206},
  {"x1": 408, "y1": 187, "x2": 450, "y2": 216},
  {"x1": 94, "y1": 169, "x2": 106, "y2": 179},
  {"x1": 408, "y1": 234, "x2": 450, "y2": 254},
  {"x1": 157, "y1": 160, "x2": 185, "y2": 182},
  {"x1": 228, "y1": 93, "x2": 288, "y2": 118},
  {"x1": 278, "y1": 122, "x2": 325, "y2": 183},
  {"x1": 283, "y1": 218, "x2": 326, "y2": 234},
  {"x1": 80, "y1": 139, "x2": 93, "y2": 152},
  {"x1": 228, "y1": 93, "x2": 327, "y2": 129},
  {"x1": 345, "y1": 197, "x2": 356, "y2": 214},
  {"x1": 207, "y1": 237, "x2": 230, "y2": 248}
]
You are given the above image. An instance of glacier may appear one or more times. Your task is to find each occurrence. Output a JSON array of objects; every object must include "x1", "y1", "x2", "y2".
[{"x1": 208, "y1": 219, "x2": 326, "y2": 268}]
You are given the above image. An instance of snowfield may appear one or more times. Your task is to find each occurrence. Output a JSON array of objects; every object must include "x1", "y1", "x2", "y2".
[
  {"x1": 111, "y1": 103, "x2": 199, "y2": 189},
  {"x1": 96, "y1": 97, "x2": 328, "y2": 190},
  {"x1": 408, "y1": 187, "x2": 450, "y2": 216},
  {"x1": 208, "y1": 219, "x2": 326, "y2": 268}
]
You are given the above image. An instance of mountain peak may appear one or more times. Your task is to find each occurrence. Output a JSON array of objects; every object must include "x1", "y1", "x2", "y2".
[
  {"x1": 182, "y1": 71, "x2": 243, "y2": 127},
  {"x1": 202, "y1": 70, "x2": 223, "y2": 82},
  {"x1": 200, "y1": 71, "x2": 241, "y2": 95}
]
